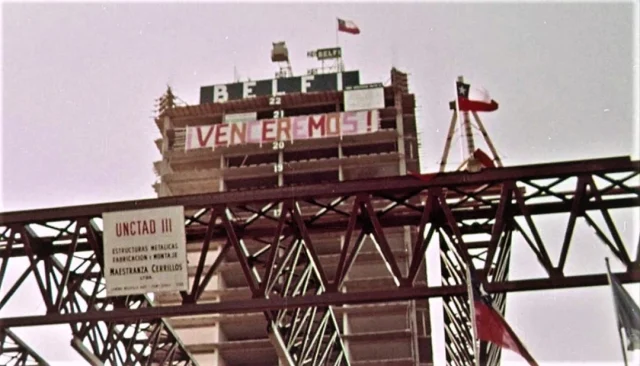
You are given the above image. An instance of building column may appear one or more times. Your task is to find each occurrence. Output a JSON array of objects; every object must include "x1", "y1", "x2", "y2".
[
  {"x1": 219, "y1": 155, "x2": 225, "y2": 192},
  {"x1": 161, "y1": 116, "x2": 172, "y2": 154},
  {"x1": 278, "y1": 149, "x2": 284, "y2": 186},
  {"x1": 395, "y1": 89, "x2": 407, "y2": 176},
  {"x1": 338, "y1": 141, "x2": 344, "y2": 181}
]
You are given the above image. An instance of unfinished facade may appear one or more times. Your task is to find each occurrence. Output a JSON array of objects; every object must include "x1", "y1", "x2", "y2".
[{"x1": 152, "y1": 68, "x2": 433, "y2": 366}]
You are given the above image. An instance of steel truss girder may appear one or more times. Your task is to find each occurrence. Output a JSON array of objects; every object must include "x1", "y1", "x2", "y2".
[
  {"x1": 0, "y1": 156, "x2": 639, "y2": 366},
  {"x1": 0, "y1": 220, "x2": 197, "y2": 365},
  {"x1": 194, "y1": 202, "x2": 351, "y2": 365},
  {"x1": 440, "y1": 179, "x2": 517, "y2": 366},
  {"x1": 440, "y1": 217, "x2": 512, "y2": 366},
  {"x1": 0, "y1": 329, "x2": 49, "y2": 366}
]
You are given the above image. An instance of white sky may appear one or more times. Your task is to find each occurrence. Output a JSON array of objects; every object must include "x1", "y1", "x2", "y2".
[{"x1": 1, "y1": 1, "x2": 639, "y2": 365}]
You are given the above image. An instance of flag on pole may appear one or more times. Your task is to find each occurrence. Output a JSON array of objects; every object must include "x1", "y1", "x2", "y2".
[
  {"x1": 449, "y1": 81, "x2": 499, "y2": 112},
  {"x1": 473, "y1": 149, "x2": 496, "y2": 168},
  {"x1": 606, "y1": 263, "x2": 640, "y2": 351},
  {"x1": 469, "y1": 277, "x2": 539, "y2": 366},
  {"x1": 337, "y1": 18, "x2": 360, "y2": 34}
]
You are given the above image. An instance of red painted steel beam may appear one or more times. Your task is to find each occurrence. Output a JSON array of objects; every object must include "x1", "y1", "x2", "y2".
[
  {"x1": 1, "y1": 197, "x2": 638, "y2": 259},
  {"x1": 0, "y1": 156, "x2": 636, "y2": 225},
  {"x1": 3, "y1": 271, "x2": 640, "y2": 328}
]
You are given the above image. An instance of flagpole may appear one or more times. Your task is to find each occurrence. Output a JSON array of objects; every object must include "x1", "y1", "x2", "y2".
[
  {"x1": 335, "y1": 18, "x2": 342, "y2": 72},
  {"x1": 336, "y1": 18, "x2": 339, "y2": 47},
  {"x1": 606, "y1": 257, "x2": 630, "y2": 366},
  {"x1": 465, "y1": 262, "x2": 481, "y2": 366},
  {"x1": 455, "y1": 76, "x2": 467, "y2": 168}
]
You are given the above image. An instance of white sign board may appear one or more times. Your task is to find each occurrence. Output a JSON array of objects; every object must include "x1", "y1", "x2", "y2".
[
  {"x1": 102, "y1": 206, "x2": 188, "y2": 297},
  {"x1": 344, "y1": 87, "x2": 385, "y2": 112},
  {"x1": 224, "y1": 112, "x2": 257, "y2": 124}
]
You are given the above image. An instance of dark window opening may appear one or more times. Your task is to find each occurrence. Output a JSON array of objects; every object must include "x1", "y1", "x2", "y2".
[
  {"x1": 283, "y1": 147, "x2": 339, "y2": 162},
  {"x1": 226, "y1": 153, "x2": 279, "y2": 167},
  {"x1": 380, "y1": 117, "x2": 397, "y2": 130},
  {"x1": 284, "y1": 170, "x2": 339, "y2": 186},
  {"x1": 225, "y1": 175, "x2": 278, "y2": 191},
  {"x1": 342, "y1": 142, "x2": 397, "y2": 157}
]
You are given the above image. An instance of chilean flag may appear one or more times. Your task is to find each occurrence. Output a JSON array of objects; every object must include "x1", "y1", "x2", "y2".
[
  {"x1": 337, "y1": 18, "x2": 360, "y2": 34},
  {"x1": 450, "y1": 81, "x2": 499, "y2": 112},
  {"x1": 471, "y1": 279, "x2": 539, "y2": 366}
]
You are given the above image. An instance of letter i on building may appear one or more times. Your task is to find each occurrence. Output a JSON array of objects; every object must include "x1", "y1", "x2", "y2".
[{"x1": 161, "y1": 218, "x2": 173, "y2": 233}]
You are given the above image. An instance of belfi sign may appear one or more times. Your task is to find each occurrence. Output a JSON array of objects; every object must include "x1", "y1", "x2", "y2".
[
  {"x1": 315, "y1": 47, "x2": 342, "y2": 60},
  {"x1": 200, "y1": 71, "x2": 360, "y2": 104},
  {"x1": 102, "y1": 206, "x2": 188, "y2": 297}
]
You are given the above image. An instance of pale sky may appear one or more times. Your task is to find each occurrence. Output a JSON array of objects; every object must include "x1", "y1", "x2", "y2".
[{"x1": 1, "y1": 1, "x2": 639, "y2": 365}]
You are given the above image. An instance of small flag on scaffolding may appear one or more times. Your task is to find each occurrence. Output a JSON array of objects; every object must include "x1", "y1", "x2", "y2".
[
  {"x1": 469, "y1": 276, "x2": 539, "y2": 366},
  {"x1": 606, "y1": 262, "x2": 640, "y2": 351},
  {"x1": 450, "y1": 81, "x2": 499, "y2": 112},
  {"x1": 473, "y1": 149, "x2": 496, "y2": 168},
  {"x1": 337, "y1": 18, "x2": 360, "y2": 34}
]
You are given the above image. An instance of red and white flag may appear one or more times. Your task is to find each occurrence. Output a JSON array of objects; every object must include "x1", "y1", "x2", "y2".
[
  {"x1": 337, "y1": 18, "x2": 360, "y2": 34},
  {"x1": 450, "y1": 81, "x2": 499, "y2": 112},
  {"x1": 470, "y1": 276, "x2": 539, "y2": 366}
]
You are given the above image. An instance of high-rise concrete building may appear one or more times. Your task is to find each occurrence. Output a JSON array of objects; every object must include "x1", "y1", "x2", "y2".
[{"x1": 152, "y1": 57, "x2": 433, "y2": 365}]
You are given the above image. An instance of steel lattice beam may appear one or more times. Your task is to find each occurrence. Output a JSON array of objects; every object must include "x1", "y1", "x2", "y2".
[
  {"x1": 1, "y1": 156, "x2": 639, "y2": 366},
  {"x1": 0, "y1": 220, "x2": 198, "y2": 365},
  {"x1": 184, "y1": 203, "x2": 351, "y2": 365},
  {"x1": 0, "y1": 329, "x2": 49, "y2": 366}
]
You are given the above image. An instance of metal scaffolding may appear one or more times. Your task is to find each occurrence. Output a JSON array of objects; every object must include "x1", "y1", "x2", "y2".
[
  {"x1": 1, "y1": 155, "x2": 639, "y2": 365},
  {"x1": 0, "y1": 329, "x2": 49, "y2": 366}
]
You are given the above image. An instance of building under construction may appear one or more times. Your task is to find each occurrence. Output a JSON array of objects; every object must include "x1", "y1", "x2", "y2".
[
  {"x1": 151, "y1": 43, "x2": 432, "y2": 365},
  {"x1": 1, "y1": 41, "x2": 639, "y2": 366}
]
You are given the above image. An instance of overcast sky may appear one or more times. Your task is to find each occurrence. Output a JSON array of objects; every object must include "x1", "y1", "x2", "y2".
[{"x1": 1, "y1": 1, "x2": 639, "y2": 365}]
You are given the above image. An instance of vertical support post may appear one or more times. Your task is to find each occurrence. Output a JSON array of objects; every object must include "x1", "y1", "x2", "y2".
[
  {"x1": 342, "y1": 306, "x2": 351, "y2": 361},
  {"x1": 463, "y1": 114, "x2": 475, "y2": 157},
  {"x1": 219, "y1": 155, "x2": 226, "y2": 192},
  {"x1": 161, "y1": 116, "x2": 172, "y2": 155},
  {"x1": 458, "y1": 76, "x2": 480, "y2": 172},
  {"x1": 335, "y1": 21, "x2": 344, "y2": 74},
  {"x1": 403, "y1": 224, "x2": 421, "y2": 362},
  {"x1": 440, "y1": 111, "x2": 458, "y2": 172},
  {"x1": 278, "y1": 149, "x2": 284, "y2": 187},
  {"x1": 393, "y1": 70, "x2": 407, "y2": 175},
  {"x1": 338, "y1": 141, "x2": 344, "y2": 181},
  {"x1": 337, "y1": 101, "x2": 344, "y2": 181},
  {"x1": 457, "y1": 76, "x2": 470, "y2": 154},
  {"x1": 465, "y1": 264, "x2": 481, "y2": 366}
]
